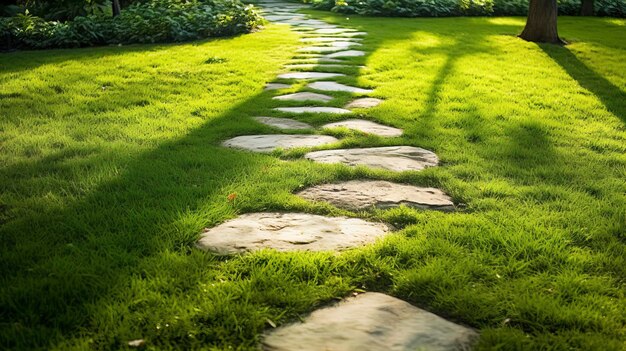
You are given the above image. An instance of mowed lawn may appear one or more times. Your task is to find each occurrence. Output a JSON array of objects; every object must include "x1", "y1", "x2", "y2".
[{"x1": 1, "y1": 12, "x2": 625, "y2": 350}]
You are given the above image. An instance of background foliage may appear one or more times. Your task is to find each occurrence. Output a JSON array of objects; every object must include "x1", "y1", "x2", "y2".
[
  {"x1": 303, "y1": 0, "x2": 626, "y2": 17},
  {"x1": 0, "y1": 0, "x2": 262, "y2": 50}
]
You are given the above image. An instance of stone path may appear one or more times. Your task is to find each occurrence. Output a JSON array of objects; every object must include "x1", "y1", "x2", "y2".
[{"x1": 199, "y1": 0, "x2": 478, "y2": 349}]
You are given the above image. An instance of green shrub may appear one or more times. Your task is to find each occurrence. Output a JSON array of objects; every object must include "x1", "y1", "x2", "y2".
[
  {"x1": 304, "y1": 0, "x2": 626, "y2": 17},
  {"x1": 0, "y1": 0, "x2": 262, "y2": 50}
]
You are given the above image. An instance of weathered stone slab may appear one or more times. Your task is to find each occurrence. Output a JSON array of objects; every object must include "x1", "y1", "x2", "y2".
[
  {"x1": 273, "y1": 92, "x2": 333, "y2": 102},
  {"x1": 304, "y1": 31, "x2": 368, "y2": 37},
  {"x1": 330, "y1": 41, "x2": 362, "y2": 48},
  {"x1": 313, "y1": 28, "x2": 358, "y2": 34},
  {"x1": 284, "y1": 64, "x2": 353, "y2": 69},
  {"x1": 292, "y1": 58, "x2": 345, "y2": 64},
  {"x1": 305, "y1": 146, "x2": 439, "y2": 172},
  {"x1": 345, "y1": 97, "x2": 382, "y2": 109},
  {"x1": 265, "y1": 83, "x2": 291, "y2": 91},
  {"x1": 297, "y1": 180, "x2": 454, "y2": 211},
  {"x1": 308, "y1": 81, "x2": 373, "y2": 94},
  {"x1": 325, "y1": 50, "x2": 366, "y2": 58},
  {"x1": 300, "y1": 37, "x2": 363, "y2": 42},
  {"x1": 274, "y1": 107, "x2": 352, "y2": 114},
  {"x1": 277, "y1": 72, "x2": 345, "y2": 80},
  {"x1": 298, "y1": 46, "x2": 345, "y2": 53},
  {"x1": 197, "y1": 213, "x2": 390, "y2": 254},
  {"x1": 253, "y1": 117, "x2": 312, "y2": 130},
  {"x1": 223, "y1": 134, "x2": 338, "y2": 153},
  {"x1": 262, "y1": 292, "x2": 478, "y2": 351},
  {"x1": 322, "y1": 119, "x2": 402, "y2": 137}
]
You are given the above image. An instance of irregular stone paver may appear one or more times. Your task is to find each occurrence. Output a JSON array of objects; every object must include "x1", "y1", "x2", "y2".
[
  {"x1": 293, "y1": 58, "x2": 345, "y2": 64},
  {"x1": 305, "y1": 146, "x2": 439, "y2": 172},
  {"x1": 284, "y1": 64, "x2": 353, "y2": 69},
  {"x1": 308, "y1": 81, "x2": 373, "y2": 94},
  {"x1": 330, "y1": 41, "x2": 363, "y2": 48},
  {"x1": 298, "y1": 46, "x2": 345, "y2": 53},
  {"x1": 304, "y1": 31, "x2": 368, "y2": 37},
  {"x1": 345, "y1": 97, "x2": 382, "y2": 109},
  {"x1": 265, "y1": 83, "x2": 291, "y2": 91},
  {"x1": 274, "y1": 107, "x2": 352, "y2": 114},
  {"x1": 273, "y1": 92, "x2": 333, "y2": 102},
  {"x1": 262, "y1": 292, "x2": 478, "y2": 351},
  {"x1": 300, "y1": 37, "x2": 363, "y2": 42},
  {"x1": 313, "y1": 28, "x2": 358, "y2": 34},
  {"x1": 277, "y1": 72, "x2": 345, "y2": 80},
  {"x1": 322, "y1": 119, "x2": 403, "y2": 137},
  {"x1": 297, "y1": 180, "x2": 454, "y2": 211},
  {"x1": 253, "y1": 117, "x2": 312, "y2": 130},
  {"x1": 197, "y1": 213, "x2": 390, "y2": 254},
  {"x1": 223, "y1": 134, "x2": 338, "y2": 153},
  {"x1": 325, "y1": 50, "x2": 366, "y2": 58}
]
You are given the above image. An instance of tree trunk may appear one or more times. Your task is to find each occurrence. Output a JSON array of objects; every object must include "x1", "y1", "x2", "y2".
[
  {"x1": 112, "y1": 0, "x2": 121, "y2": 17},
  {"x1": 580, "y1": 0, "x2": 594, "y2": 15},
  {"x1": 519, "y1": 0, "x2": 564, "y2": 44}
]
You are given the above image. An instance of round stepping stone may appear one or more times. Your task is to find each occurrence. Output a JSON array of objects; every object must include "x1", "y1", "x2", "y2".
[
  {"x1": 274, "y1": 107, "x2": 352, "y2": 114},
  {"x1": 262, "y1": 292, "x2": 478, "y2": 351},
  {"x1": 265, "y1": 83, "x2": 291, "y2": 91},
  {"x1": 273, "y1": 92, "x2": 333, "y2": 102},
  {"x1": 345, "y1": 97, "x2": 382, "y2": 109},
  {"x1": 305, "y1": 146, "x2": 439, "y2": 172},
  {"x1": 277, "y1": 72, "x2": 345, "y2": 80},
  {"x1": 253, "y1": 117, "x2": 312, "y2": 130},
  {"x1": 308, "y1": 81, "x2": 373, "y2": 94},
  {"x1": 197, "y1": 213, "x2": 390, "y2": 255},
  {"x1": 322, "y1": 119, "x2": 402, "y2": 137},
  {"x1": 297, "y1": 180, "x2": 454, "y2": 211},
  {"x1": 300, "y1": 37, "x2": 363, "y2": 42},
  {"x1": 223, "y1": 134, "x2": 338, "y2": 153},
  {"x1": 325, "y1": 50, "x2": 366, "y2": 58}
]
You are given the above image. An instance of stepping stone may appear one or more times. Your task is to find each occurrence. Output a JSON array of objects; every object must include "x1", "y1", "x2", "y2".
[
  {"x1": 297, "y1": 180, "x2": 454, "y2": 211},
  {"x1": 298, "y1": 46, "x2": 345, "y2": 53},
  {"x1": 345, "y1": 97, "x2": 382, "y2": 109},
  {"x1": 293, "y1": 58, "x2": 345, "y2": 64},
  {"x1": 273, "y1": 92, "x2": 333, "y2": 102},
  {"x1": 304, "y1": 32, "x2": 368, "y2": 37},
  {"x1": 322, "y1": 119, "x2": 402, "y2": 137},
  {"x1": 277, "y1": 72, "x2": 345, "y2": 80},
  {"x1": 300, "y1": 37, "x2": 363, "y2": 42},
  {"x1": 197, "y1": 213, "x2": 390, "y2": 255},
  {"x1": 265, "y1": 83, "x2": 291, "y2": 91},
  {"x1": 325, "y1": 50, "x2": 366, "y2": 58},
  {"x1": 313, "y1": 28, "x2": 358, "y2": 34},
  {"x1": 262, "y1": 292, "x2": 478, "y2": 351},
  {"x1": 223, "y1": 134, "x2": 338, "y2": 153},
  {"x1": 274, "y1": 107, "x2": 352, "y2": 114},
  {"x1": 253, "y1": 117, "x2": 312, "y2": 130},
  {"x1": 284, "y1": 64, "x2": 353, "y2": 69},
  {"x1": 305, "y1": 146, "x2": 439, "y2": 172},
  {"x1": 308, "y1": 81, "x2": 373, "y2": 94}
]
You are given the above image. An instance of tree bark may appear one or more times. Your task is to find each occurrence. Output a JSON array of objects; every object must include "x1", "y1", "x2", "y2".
[
  {"x1": 519, "y1": 0, "x2": 564, "y2": 44},
  {"x1": 580, "y1": 0, "x2": 594, "y2": 15},
  {"x1": 112, "y1": 0, "x2": 121, "y2": 17}
]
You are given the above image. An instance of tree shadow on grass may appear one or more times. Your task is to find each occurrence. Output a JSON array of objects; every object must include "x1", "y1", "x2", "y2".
[{"x1": 540, "y1": 44, "x2": 626, "y2": 123}]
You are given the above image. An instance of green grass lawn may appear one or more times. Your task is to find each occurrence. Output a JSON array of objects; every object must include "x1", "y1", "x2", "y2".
[{"x1": 1, "y1": 13, "x2": 625, "y2": 350}]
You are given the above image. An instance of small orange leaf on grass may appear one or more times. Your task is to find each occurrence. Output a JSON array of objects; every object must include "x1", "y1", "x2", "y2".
[{"x1": 227, "y1": 193, "x2": 237, "y2": 201}]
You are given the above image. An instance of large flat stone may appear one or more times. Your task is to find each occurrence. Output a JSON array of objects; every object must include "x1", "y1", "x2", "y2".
[
  {"x1": 304, "y1": 31, "x2": 368, "y2": 37},
  {"x1": 345, "y1": 97, "x2": 382, "y2": 109},
  {"x1": 298, "y1": 46, "x2": 345, "y2": 53},
  {"x1": 325, "y1": 50, "x2": 366, "y2": 58},
  {"x1": 262, "y1": 292, "x2": 478, "y2": 351},
  {"x1": 297, "y1": 180, "x2": 454, "y2": 211},
  {"x1": 308, "y1": 81, "x2": 373, "y2": 94},
  {"x1": 277, "y1": 72, "x2": 345, "y2": 80},
  {"x1": 274, "y1": 107, "x2": 352, "y2": 114},
  {"x1": 305, "y1": 146, "x2": 439, "y2": 172},
  {"x1": 223, "y1": 134, "x2": 338, "y2": 153},
  {"x1": 253, "y1": 117, "x2": 312, "y2": 130},
  {"x1": 273, "y1": 92, "x2": 333, "y2": 102},
  {"x1": 322, "y1": 119, "x2": 402, "y2": 137},
  {"x1": 300, "y1": 37, "x2": 363, "y2": 42},
  {"x1": 284, "y1": 64, "x2": 353, "y2": 70},
  {"x1": 313, "y1": 28, "x2": 358, "y2": 34},
  {"x1": 330, "y1": 41, "x2": 362, "y2": 48},
  {"x1": 265, "y1": 83, "x2": 291, "y2": 91},
  {"x1": 197, "y1": 213, "x2": 390, "y2": 254}
]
